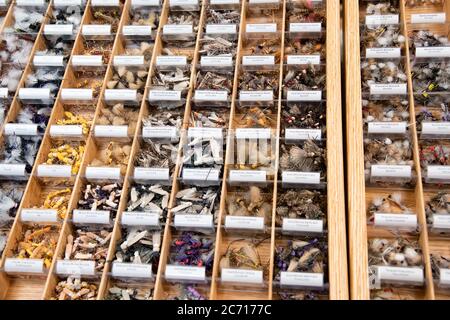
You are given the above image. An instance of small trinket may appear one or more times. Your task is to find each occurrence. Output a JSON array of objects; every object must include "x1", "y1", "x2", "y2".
[
  {"x1": 276, "y1": 189, "x2": 326, "y2": 226},
  {"x1": 172, "y1": 187, "x2": 220, "y2": 220},
  {"x1": 107, "y1": 66, "x2": 148, "y2": 95},
  {"x1": 425, "y1": 192, "x2": 450, "y2": 226},
  {"x1": 126, "y1": 184, "x2": 170, "y2": 220},
  {"x1": 151, "y1": 68, "x2": 190, "y2": 94},
  {"x1": 363, "y1": 99, "x2": 409, "y2": 127},
  {"x1": 36, "y1": 188, "x2": 72, "y2": 219},
  {"x1": 430, "y1": 254, "x2": 450, "y2": 280},
  {"x1": 45, "y1": 142, "x2": 85, "y2": 175},
  {"x1": 56, "y1": 111, "x2": 91, "y2": 135},
  {"x1": 96, "y1": 103, "x2": 139, "y2": 135},
  {"x1": 364, "y1": 137, "x2": 412, "y2": 166},
  {"x1": 115, "y1": 228, "x2": 161, "y2": 271},
  {"x1": 13, "y1": 6, "x2": 45, "y2": 33},
  {"x1": 90, "y1": 142, "x2": 131, "y2": 175},
  {"x1": 106, "y1": 286, "x2": 153, "y2": 300},
  {"x1": 279, "y1": 141, "x2": 326, "y2": 174},
  {"x1": 412, "y1": 61, "x2": 450, "y2": 94},
  {"x1": 227, "y1": 186, "x2": 272, "y2": 220},
  {"x1": 368, "y1": 237, "x2": 423, "y2": 267},
  {"x1": 219, "y1": 238, "x2": 267, "y2": 272},
  {"x1": 64, "y1": 226, "x2": 112, "y2": 272},
  {"x1": 285, "y1": 38, "x2": 325, "y2": 57},
  {"x1": 169, "y1": 285, "x2": 206, "y2": 300},
  {"x1": 282, "y1": 103, "x2": 326, "y2": 133},
  {"x1": 169, "y1": 232, "x2": 214, "y2": 274},
  {"x1": 13, "y1": 224, "x2": 60, "y2": 268},
  {"x1": 366, "y1": 2, "x2": 400, "y2": 15},
  {"x1": 52, "y1": 277, "x2": 98, "y2": 300},
  {"x1": 367, "y1": 193, "x2": 413, "y2": 223},
  {"x1": 419, "y1": 141, "x2": 450, "y2": 166},
  {"x1": 239, "y1": 70, "x2": 279, "y2": 92},
  {"x1": 136, "y1": 140, "x2": 178, "y2": 173},
  {"x1": 195, "y1": 70, "x2": 233, "y2": 93},
  {"x1": 0, "y1": 183, "x2": 25, "y2": 256},
  {"x1": 361, "y1": 25, "x2": 405, "y2": 51},
  {"x1": 78, "y1": 183, "x2": 122, "y2": 215},
  {"x1": 274, "y1": 239, "x2": 327, "y2": 280},
  {"x1": 361, "y1": 59, "x2": 407, "y2": 89}
]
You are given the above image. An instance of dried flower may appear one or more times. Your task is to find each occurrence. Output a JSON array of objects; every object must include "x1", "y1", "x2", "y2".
[
  {"x1": 169, "y1": 285, "x2": 206, "y2": 300},
  {"x1": 169, "y1": 232, "x2": 214, "y2": 273},
  {"x1": 364, "y1": 137, "x2": 412, "y2": 167},
  {"x1": 425, "y1": 192, "x2": 450, "y2": 226},
  {"x1": 361, "y1": 59, "x2": 407, "y2": 89},
  {"x1": 362, "y1": 99, "x2": 409, "y2": 126},
  {"x1": 361, "y1": 25, "x2": 405, "y2": 51},
  {"x1": 45, "y1": 142, "x2": 85, "y2": 175},
  {"x1": 419, "y1": 141, "x2": 450, "y2": 166}
]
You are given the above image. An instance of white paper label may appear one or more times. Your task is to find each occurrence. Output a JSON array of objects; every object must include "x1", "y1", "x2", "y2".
[
  {"x1": 221, "y1": 268, "x2": 263, "y2": 284},
  {"x1": 82, "y1": 25, "x2": 111, "y2": 36},
  {"x1": 5, "y1": 258, "x2": 44, "y2": 274},
  {"x1": 290, "y1": 23, "x2": 321, "y2": 32},
  {"x1": 366, "y1": 14, "x2": 399, "y2": 25},
  {"x1": 371, "y1": 165, "x2": 411, "y2": 178},
  {"x1": 188, "y1": 127, "x2": 222, "y2": 139},
  {"x1": 165, "y1": 265, "x2": 206, "y2": 281},
  {"x1": 282, "y1": 171, "x2": 320, "y2": 184},
  {"x1": 366, "y1": 47, "x2": 401, "y2": 58},
  {"x1": 174, "y1": 214, "x2": 214, "y2": 229},
  {"x1": 56, "y1": 260, "x2": 96, "y2": 276},
  {"x1": 285, "y1": 128, "x2": 322, "y2": 140},
  {"x1": 34, "y1": 55, "x2": 65, "y2": 67},
  {"x1": 416, "y1": 47, "x2": 450, "y2": 58},
  {"x1": 113, "y1": 55, "x2": 145, "y2": 66},
  {"x1": 121, "y1": 211, "x2": 160, "y2": 226},
  {"x1": 428, "y1": 166, "x2": 450, "y2": 180},
  {"x1": 37, "y1": 164, "x2": 72, "y2": 178},
  {"x1": 156, "y1": 56, "x2": 187, "y2": 66},
  {"x1": 411, "y1": 13, "x2": 446, "y2": 24},
  {"x1": 229, "y1": 170, "x2": 267, "y2": 182},
  {"x1": 422, "y1": 122, "x2": 450, "y2": 135},
  {"x1": 142, "y1": 126, "x2": 178, "y2": 138},
  {"x1": 280, "y1": 272, "x2": 324, "y2": 287},
  {"x1": 61, "y1": 89, "x2": 93, "y2": 100},
  {"x1": 72, "y1": 55, "x2": 103, "y2": 66},
  {"x1": 200, "y1": 56, "x2": 233, "y2": 67},
  {"x1": 374, "y1": 213, "x2": 417, "y2": 228},
  {"x1": 240, "y1": 90, "x2": 273, "y2": 101},
  {"x1": 54, "y1": 0, "x2": 82, "y2": 6},
  {"x1": 44, "y1": 24, "x2": 73, "y2": 35},
  {"x1": 170, "y1": 0, "x2": 197, "y2": 6},
  {"x1": 287, "y1": 90, "x2": 322, "y2": 101},
  {"x1": 112, "y1": 262, "x2": 153, "y2": 278},
  {"x1": 287, "y1": 55, "x2": 320, "y2": 65},
  {"x1": 73, "y1": 210, "x2": 110, "y2": 224},
  {"x1": 368, "y1": 122, "x2": 407, "y2": 134},
  {"x1": 104, "y1": 89, "x2": 137, "y2": 101},
  {"x1": 377, "y1": 266, "x2": 424, "y2": 283},
  {"x1": 194, "y1": 90, "x2": 228, "y2": 101},
  {"x1": 50, "y1": 125, "x2": 83, "y2": 137},
  {"x1": 225, "y1": 216, "x2": 265, "y2": 230},
  {"x1": 94, "y1": 125, "x2": 128, "y2": 138},
  {"x1": 16, "y1": 0, "x2": 45, "y2": 6},
  {"x1": 131, "y1": 0, "x2": 159, "y2": 5},
  {"x1": 282, "y1": 218, "x2": 323, "y2": 233},
  {"x1": 205, "y1": 24, "x2": 236, "y2": 34},
  {"x1": 21, "y1": 209, "x2": 58, "y2": 222},
  {"x1": 91, "y1": 0, "x2": 119, "y2": 6},
  {"x1": 246, "y1": 23, "x2": 277, "y2": 33},
  {"x1": 370, "y1": 84, "x2": 407, "y2": 95},
  {"x1": 440, "y1": 268, "x2": 450, "y2": 285},
  {"x1": 182, "y1": 168, "x2": 220, "y2": 181},
  {"x1": 432, "y1": 215, "x2": 450, "y2": 230},
  {"x1": 4, "y1": 124, "x2": 38, "y2": 136},
  {"x1": 0, "y1": 88, "x2": 8, "y2": 98},
  {"x1": 163, "y1": 24, "x2": 193, "y2": 34},
  {"x1": 85, "y1": 166, "x2": 121, "y2": 179},
  {"x1": 235, "y1": 128, "x2": 271, "y2": 139},
  {"x1": 149, "y1": 90, "x2": 181, "y2": 101},
  {"x1": 122, "y1": 25, "x2": 153, "y2": 36},
  {"x1": 242, "y1": 55, "x2": 275, "y2": 66},
  {"x1": 19, "y1": 88, "x2": 50, "y2": 100},
  {"x1": 0, "y1": 164, "x2": 26, "y2": 176}
]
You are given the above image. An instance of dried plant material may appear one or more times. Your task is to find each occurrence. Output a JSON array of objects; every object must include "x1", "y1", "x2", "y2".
[
  {"x1": 366, "y1": 1, "x2": 400, "y2": 15},
  {"x1": 142, "y1": 109, "x2": 184, "y2": 126},
  {"x1": 410, "y1": 30, "x2": 449, "y2": 51},
  {"x1": 274, "y1": 239, "x2": 327, "y2": 280},
  {"x1": 431, "y1": 254, "x2": 450, "y2": 280},
  {"x1": 289, "y1": 4, "x2": 326, "y2": 24},
  {"x1": 13, "y1": 6, "x2": 45, "y2": 33},
  {"x1": 282, "y1": 103, "x2": 326, "y2": 134},
  {"x1": 78, "y1": 183, "x2": 122, "y2": 215},
  {"x1": 239, "y1": 70, "x2": 279, "y2": 91},
  {"x1": 412, "y1": 61, "x2": 450, "y2": 94},
  {"x1": 52, "y1": 277, "x2": 98, "y2": 300},
  {"x1": 64, "y1": 226, "x2": 112, "y2": 272},
  {"x1": 136, "y1": 140, "x2": 178, "y2": 173},
  {"x1": 151, "y1": 68, "x2": 190, "y2": 93},
  {"x1": 115, "y1": 228, "x2": 160, "y2": 270},
  {"x1": 220, "y1": 239, "x2": 267, "y2": 272},
  {"x1": 368, "y1": 193, "x2": 413, "y2": 223},
  {"x1": 169, "y1": 285, "x2": 206, "y2": 300},
  {"x1": 196, "y1": 70, "x2": 233, "y2": 92},
  {"x1": 36, "y1": 188, "x2": 72, "y2": 219},
  {"x1": 227, "y1": 187, "x2": 272, "y2": 220},
  {"x1": 83, "y1": 39, "x2": 114, "y2": 64},
  {"x1": 419, "y1": 141, "x2": 450, "y2": 166},
  {"x1": 371, "y1": 288, "x2": 414, "y2": 300},
  {"x1": 13, "y1": 225, "x2": 60, "y2": 268},
  {"x1": 368, "y1": 238, "x2": 422, "y2": 267},
  {"x1": 280, "y1": 141, "x2": 326, "y2": 174},
  {"x1": 285, "y1": 38, "x2": 325, "y2": 57},
  {"x1": 276, "y1": 190, "x2": 326, "y2": 226},
  {"x1": 361, "y1": 59, "x2": 407, "y2": 89},
  {"x1": 106, "y1": 286, "x2": 153, "y2": 300},
  {"x1": 425, "y1": 192, "x2": 450, "y2": 226},
  {"x1": 130, "y1": 9, "x2": 158, "y2": 28},
  {"x1": 91, "y1": 7, "x2": 122, "y2": 32},
  {"x1": 45, "y1": 143, "x2": 85, "y2": 175},
  {"x1": 199, "y1": 35, "x2": 236, "y2": 57},
  {"x1": 107, "y1": 66, "x2": 148, "y2": 95},
  {"x1": 363, "y1": 99, "x2": 409, "y2": 126},
  {"x1": 97, "y1": 103, "x2": 138, "y2": 135},
  {"x1": 56, "y1": 111, "x2": 92, "y2": 135},
  {"x1": 169, "y1": 232, "x2": 214, "y2": 274},
  {"x1": 206, "y1": 8, "x2": 240, "y2": 24},
  {"x1": 361, "y1": 25, "x2": 405, "y2": 51},
  {"x1": 90, "y1": 141, "x2": 131, "y2": 175},
  {"x1": 236, "y1": 106, "x2": 276, "y2": 128},
  {"x1": 191, "y1": 109, "x2": 228, "y2": 128},
  {"x1": 183, "y1": 136, "x2": 223, "y2": 167},
  {"x1": 247, "y1": 39, "x2": 281, "y2": 63},
  {"x1": 124, "y1": 41, "x2": 154, "y2": 63},
  {"x1": 172, "y1": 187, "x2": 220, "y2": 220},
  {"x1": 0, "y1": 183, "x2": 25, "y2": 256},
  {"x1": 126, "y1": 184, "x2": 170, "y2": 220},
  {"x1": 364, "y1": 137, "x2": 412, "y2": 166},
  {"x1": 167, "y1": 11, "x2": 200, "y2": 32}
]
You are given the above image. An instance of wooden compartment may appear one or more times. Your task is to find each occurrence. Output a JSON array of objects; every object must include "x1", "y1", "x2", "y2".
[{"x1": 344, "y1": 0, "x2": 450, "y2": 299}]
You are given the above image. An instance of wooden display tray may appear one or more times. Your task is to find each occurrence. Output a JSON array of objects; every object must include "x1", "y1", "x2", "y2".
[
  {"x1": 0, "y1": 0, "x2": 347, "y2": 300},
  {"x1": 344, "y1": 0, "x2": 450, "y2": 300}
]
